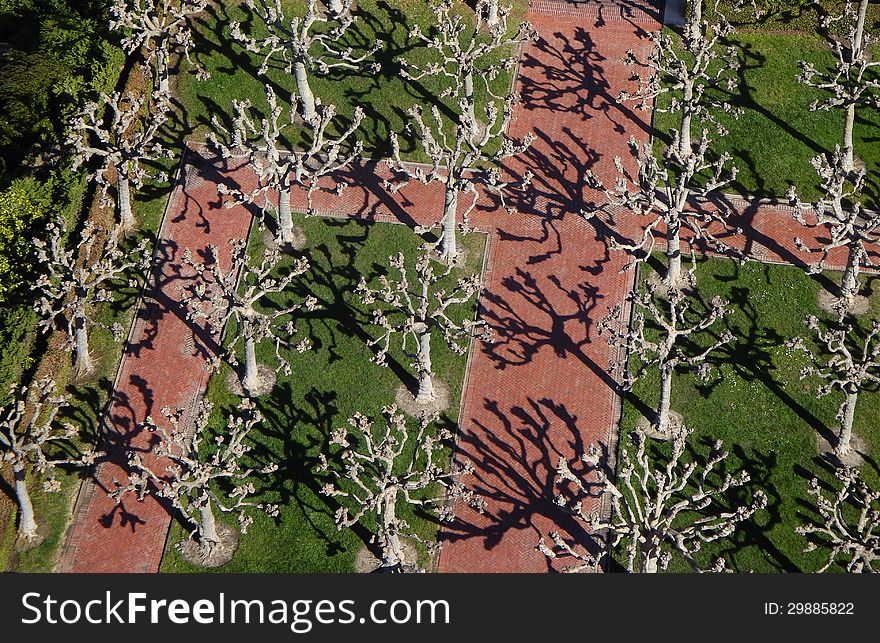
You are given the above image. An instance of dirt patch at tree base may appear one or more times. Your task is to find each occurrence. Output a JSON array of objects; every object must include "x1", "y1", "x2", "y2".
[
  {"x1": 635, "y1": 410, "x2": 685, "y2": 441},
  {"x1": 14, "y1": 519, "x2": 48, "y2": 553},
  {"x1": 817, "y1": 433, "x2": 868, "y2": 469},
  {"x1": 395, "y1": 380, "x2": 451, "y2": 417},
  {"x1": 263, "y1": 226, "x2": 307, "y2": 252},
  {"x1": 355, "y1": 539, "x2": 420, "y2": 573},
  {"x1": 227, "y1": 364, "x2": 278, "y2": 398},
  {"x1": 646, "y1": 270, "x2": 695, "y2": 298},
  {"x1": 428, "y1": 246, "x2": 470, "y2": 270},
  {"x1": 176, "y1": 521, "x2": 240, "y2": 568},
  {"x1": 817, "y1": 289, "x2": 870, "y2": 317}
]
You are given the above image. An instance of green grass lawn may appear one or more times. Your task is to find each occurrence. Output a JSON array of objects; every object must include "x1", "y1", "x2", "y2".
[
  {"x1": 160, "y1": 215, "x2": 485, "y2": 572},
  {"x1": 617, "y1": 256, "x2": 880, "y2": 572},
  {"x1": 652, "y1": 29, "x2": 880, "y2": 206},
  {"x1": 177, "y1": 0, "x2": 528, "y2": 161}
]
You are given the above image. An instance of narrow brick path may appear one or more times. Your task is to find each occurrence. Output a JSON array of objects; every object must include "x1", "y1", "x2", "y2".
[
  {"x1": 58, "y1": 149, "x2": 255, "y2": 572},
  {"x1": 436, "y1": 0, "x2": 663, "y2": 572}
]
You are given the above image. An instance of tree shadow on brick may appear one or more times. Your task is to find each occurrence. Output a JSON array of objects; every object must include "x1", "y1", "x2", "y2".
[
  {"x1": 440, "y1": 395, "x2": 607, "y2": 572},
  {"x1": 322, "y1": 159, "x2": 423, "y2": 227},
  {"x1": 517, "y1": 25, "x2": 652, "y2": 138},
  {"x1": 477, "y1": 266, "x2": 622, "y2": 392}
]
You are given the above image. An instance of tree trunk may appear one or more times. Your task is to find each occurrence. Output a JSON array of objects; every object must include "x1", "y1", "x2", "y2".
[
  {"x1": 157, "y1": 46, "x2": 170, "y2": 95},
  {"x1": 74, "y1": 313, "x2": 93, "y2": 375},
  {"x1": 414, "y1": 326, "x2": 436, "y2": 405},
  {"x1": 13, "y1": 462, "x2": 39, "y2": 541},
  {"x1": 294, "y1": 61, "x2": 317, "y2": 123},
  {"x1": 463, "y1": 70, "x2": 479, "y2": 140},
  {"x1": 438, "y1": 183, "x2": 459, "y2": 265},
  {"x1": 679, "y1": 84, "x2": 694, "y2": 157},
  {"x1": 839, "y1": 243, "x2": 862, "y2": 310},
  {"x1": 379, "y1": 488, "x2": 405, "y2": 567},
  {"x1": 843, "y1": 103, "x2": 856, "y2": 172},
  {"x1": 854, "y1": 0, "x2": 869, "y2": 60},
  {"x1": 656, "y1": 364, "x2": 673, "y2": 435},
  {"x1": 486, "y1": 0, "x2": 500, "y2": 27},
  {"x1": 690, "y1": 0, "x2": 702, "y2": 34},
  {"x1": 198, "y1": 502, "x2": 221, "y2": 546},
  {"x1": 278, "y1": 185, "x2": 294, "y2": 244},
  {"x1": 642, "y1": 552, "x2": 659, "y2": 574},
  {"x1": 117, "y1": 172, "x2": 134, "y2": 232},
  {"x1": 665, "y1": 218, "x2": 683, "y2": 290},
  {"x1": 242, "y1": 330, "x2": 261, "y2": 395},
  {"x1": 835, "y1": 389, "x2": 858, "y2": 459}
]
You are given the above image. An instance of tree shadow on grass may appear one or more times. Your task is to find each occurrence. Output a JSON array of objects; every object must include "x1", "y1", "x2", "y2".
[
  {"x1": 686, "y1": 273, "x2": 839, "y2": 446},
  {"x1": 712, "y1": 444, "x2": 798, "y2": 572}
]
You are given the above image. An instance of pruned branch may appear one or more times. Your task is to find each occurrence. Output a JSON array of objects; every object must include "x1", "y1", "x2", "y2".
[
  {"x1": 208, "y1": 83, "x2": 363, "y2": 246},
  {"x1": 787, "y1": 316, "x2": 879, "y2": 461},
  {"x1": 33, "y1": 218, "x2": 150, "y2": 375},
  {"x1": 112, "y1": 398, "x2": 278, "y2": 557},
  {"x1": 1, "y1": 377, "x2": 98, "y2": 541},
  {"x1": 110, "y1": 0, "x2": 209, "y2": 92},
  {"x1": 67, "y1": 89, "x2": 173, "y2": 231},
  {"x1": 356, "y1": 245, "x2": 489, "y2": 407},
  {"x1": 230, "y1": 0, "x2": 381, "y2": 122},
  {"x1": 798, "y1": 466, "x2": 880, "y2": 572},
  {"x1": 789, "y1": 146, "x2": 879, "y2": 317}
]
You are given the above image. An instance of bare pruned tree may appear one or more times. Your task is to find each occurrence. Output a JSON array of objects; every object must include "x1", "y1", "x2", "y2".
[
  {"x1": 318, "y1": 404, "x2": 483, "y2": 571},
  {"x1": 596, "y1": 132, "x2": 741, "y2": 291},
  {"x1": 621, "y1": 0, "x2": 740, "y2": 157},
  {"x1": 181, "y1": 239, "x2": 317, "y2": 396},
  {"x1": 68, "y1": 90, "x2": 172, "y2": 232},
  {"x1": 540, "y1": 425, "x2": 767, "y2": 573},
  {"x1": 798, "y1": 466, "x2": 879, "y2": 572},
  {"x1": 34, "y1": 219, "x2": 150, "y2": 375},
  {"x1": 0, "y1": 377, "x2": 97, "y2": 543},
  {"x1": 356, "y1": 247, "x2": 488, "y2": 410},
  {"x1": 599, "y1": 283, "x2": 734, "y2": 437},
  {"x1": 112, "y1": 399, "x2": 278, "y2": 565},
  {"x1": 787, "y1": 316, "x2": 879, "y2": 463},
  {"x1": 387, "y1": 97, "x2": 532, "y2": 266},
  {"x1": 208, "y1": 83, "x2": 363, "y2": 247},
  {"x1": 402, "y1": 0, "x2": 535, "y2": 137},
  {"x1": 230, "y1": 0, "x2": 381, "y2": 123},
  {"x1": 799, "y1": 0, "x2": 879, "y2": 172},
  {"x1": 789, "y1": 147, "x2": 879, "y2": 317},
  {"x1": 110, "y1": 0, "x2": 208, "y2": 94}
]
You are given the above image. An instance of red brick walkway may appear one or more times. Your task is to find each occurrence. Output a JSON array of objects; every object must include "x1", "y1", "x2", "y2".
[
  {"x1": 58, "y1": 149, "x2": 256, "y2": 572},
  {"x1": 57, "y1": 0, "x2": 873, "y2": 572},
  {"x1": 436, "y1": 0, "x2": 662, "y2": 572}
]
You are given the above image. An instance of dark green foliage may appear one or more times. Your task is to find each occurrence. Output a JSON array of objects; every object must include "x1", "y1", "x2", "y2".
[{"x1": 0, "y1": 0, "x2": 122, "y2": 180}]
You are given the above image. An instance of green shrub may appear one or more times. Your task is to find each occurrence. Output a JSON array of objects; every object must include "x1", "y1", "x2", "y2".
[{"x1": 0, "y1": 182, "x2": 43, "y2": 298}]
